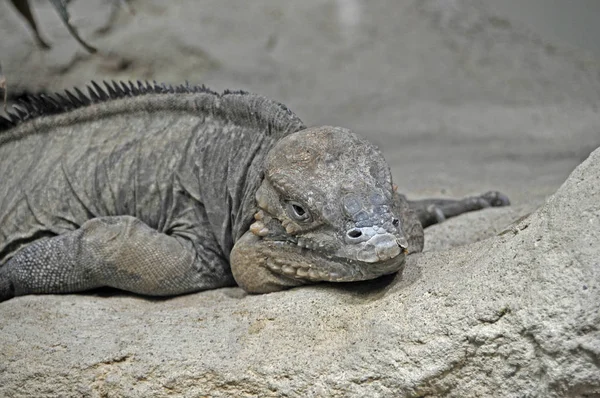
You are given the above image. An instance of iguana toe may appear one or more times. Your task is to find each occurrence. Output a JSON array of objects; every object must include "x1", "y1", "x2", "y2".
[{"x1": 481, "y1": 191, "x2": 511, "y2": 207}]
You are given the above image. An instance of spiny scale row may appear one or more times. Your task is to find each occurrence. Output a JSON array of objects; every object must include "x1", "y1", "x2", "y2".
[{"x1": 0, "y1": 80, "x2": 223, "y2": 131}]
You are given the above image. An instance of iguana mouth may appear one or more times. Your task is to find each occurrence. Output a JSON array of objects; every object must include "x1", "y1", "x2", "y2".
[
  {"x1": 246, "y1": 208, "x2": 406, "y2": 282},
  {"x1": 252, "y1": 234, "x2": 406, "y2": 283},
  {"x1": 265, "y1": 245, "x2": 405, "y2": 282}
]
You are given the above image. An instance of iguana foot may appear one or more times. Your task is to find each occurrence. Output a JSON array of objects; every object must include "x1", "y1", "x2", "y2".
[
  {"x1": 479, "y1": 191, "x2": 511, "y2": 207},
  {"x1": 409, "y1": 191, "x2": 510, "y2": 228}
]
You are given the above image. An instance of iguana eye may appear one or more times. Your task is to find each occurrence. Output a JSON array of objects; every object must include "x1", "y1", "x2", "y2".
[{"x1": 286, "y1": 201, "x2": 311, "y2": 222}]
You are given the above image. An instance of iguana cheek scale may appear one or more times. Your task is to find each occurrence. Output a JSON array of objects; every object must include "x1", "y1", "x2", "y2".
[{"x1": 0, "y1": 81, "x2": 509, "y2": 301}]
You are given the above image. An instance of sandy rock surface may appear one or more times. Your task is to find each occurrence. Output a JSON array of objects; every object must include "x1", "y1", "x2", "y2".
[
  {"x1": 0, "y1": 0, "x2": 599, "y2": 396},
  {"x1": 0, "y1": 144, "x2": 598, "y2": 398}
]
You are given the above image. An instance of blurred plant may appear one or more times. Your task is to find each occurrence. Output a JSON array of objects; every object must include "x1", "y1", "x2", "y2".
[
  {"x1": 0, "y1": 63, "x2": 6, "y2": 112},
  {"x1": 8, "y1": 0, "x2": 132, "y2": 53}
]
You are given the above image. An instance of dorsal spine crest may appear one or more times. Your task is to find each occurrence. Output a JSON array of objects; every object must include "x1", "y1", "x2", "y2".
[
  {"x1": 0, "y1": 81, "x2": 298, "y2": 134},
  {"x1": 0, "y1": 80, "x2": 222, "y2": 130}
]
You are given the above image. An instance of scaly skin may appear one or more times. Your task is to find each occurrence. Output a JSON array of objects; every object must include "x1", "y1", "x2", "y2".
[{"x1": 0, "y1": 81, "x2": 509, "y2": 301}]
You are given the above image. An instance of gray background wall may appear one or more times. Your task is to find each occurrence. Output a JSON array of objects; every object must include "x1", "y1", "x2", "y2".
[{"x1": 483, "y1": 0, "x2": 600, "y2": 56}]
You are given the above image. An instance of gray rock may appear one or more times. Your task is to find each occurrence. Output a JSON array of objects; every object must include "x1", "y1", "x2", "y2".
[{"x1": 0, "y1": 150, "x2": 598, "y2": 397}]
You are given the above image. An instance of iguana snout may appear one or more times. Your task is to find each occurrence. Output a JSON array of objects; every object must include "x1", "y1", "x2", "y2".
[
  {"x1": 230, "y1": 126, "x2": 407, "y2": 293},
  {"x1": 336, "y1": 191, "x2": 409, "y2": 263},
  {"x1": 342, "y1": 226, "x2": 406, "y2": 263}
]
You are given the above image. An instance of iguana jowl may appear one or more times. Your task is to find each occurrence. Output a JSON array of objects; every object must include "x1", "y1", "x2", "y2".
[{"x1": 0, "y1": 81, "x2": 509, "y2": 301}]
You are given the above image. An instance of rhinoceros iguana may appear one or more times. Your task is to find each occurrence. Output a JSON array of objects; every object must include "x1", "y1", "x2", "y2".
[{"x1": 0, "y1": 81, "x2": 509, "y2": 301}]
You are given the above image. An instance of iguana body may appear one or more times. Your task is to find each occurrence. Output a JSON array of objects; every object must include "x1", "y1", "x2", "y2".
[{"x1": 0, "y1": 82, "x2": 508, "y2": 301}]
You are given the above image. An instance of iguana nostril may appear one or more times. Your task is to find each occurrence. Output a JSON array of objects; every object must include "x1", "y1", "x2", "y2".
[
  {"x1": 347, "y1": 229, "x2": 362, "y2": 239},
  {"x1": 392, "y1": 218, "x2": 399, "y2": 226}
]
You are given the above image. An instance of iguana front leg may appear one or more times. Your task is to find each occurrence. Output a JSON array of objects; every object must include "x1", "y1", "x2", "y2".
[
  {"x1": 0, "y1": 216, "x2": 229, "y2": 301},
  {"x1": 408, "y1": 191, "x2": 510, "y2": 228}
]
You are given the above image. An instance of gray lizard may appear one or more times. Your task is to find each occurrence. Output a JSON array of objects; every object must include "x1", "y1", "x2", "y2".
[{"x1": 0, "y1": 81, "x2": 509, "y2": 301}]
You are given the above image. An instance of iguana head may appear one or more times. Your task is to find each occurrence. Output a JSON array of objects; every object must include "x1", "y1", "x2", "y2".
[{"x1": 231, "y1": 126, "x2": 408, "y2": 293}]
